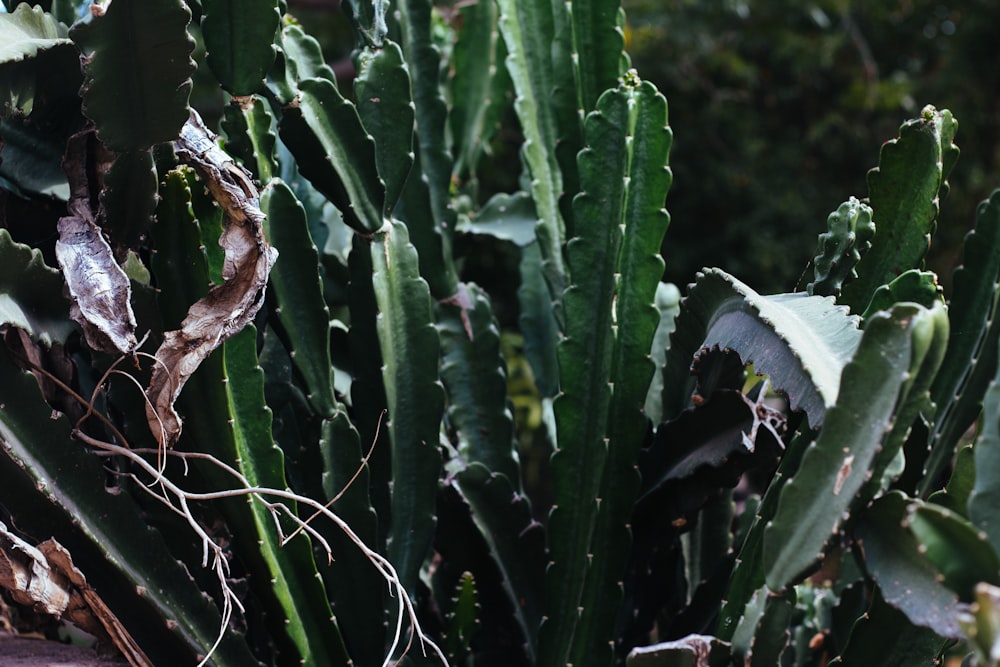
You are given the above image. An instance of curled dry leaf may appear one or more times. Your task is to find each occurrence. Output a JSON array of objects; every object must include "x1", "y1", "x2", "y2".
[
  {"x1": 55, "y1": 131, "x2": 138, "y2": 354},
  {"x1": 145, "y1": 110, "x2": 277, "y2": 448},
  {"x1": 0, "y1": 522, "x2": 152, "y2": 667},
  {"x1": 40, "y1": 540, "x2": 152, "y2": 667}
]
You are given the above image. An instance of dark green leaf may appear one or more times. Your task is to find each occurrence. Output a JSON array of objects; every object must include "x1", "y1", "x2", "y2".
[
  {"x1": 71, "y1": 0, "x2": 195, "y2": 151},
  {"x1": 278, "y1": 77, "x2": 385, "y2": 234},
  {"x1": 354, "y1": 40, "x2": 413, "y2": 215},
  {"x1": 261, "y1": 179, "x2": 336, "y2": 417},
  {"x1": 370, "y1": 219, "x2": 445, "y2": 594},
  {"x1": 201, "y1": 0, "x2": 278, "y2": 95},
  {"x1": 0, "y1": 228, "x2": 74, "y2": 345}
]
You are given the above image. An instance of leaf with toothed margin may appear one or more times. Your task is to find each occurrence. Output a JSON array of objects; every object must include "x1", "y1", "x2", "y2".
[
  {"x1": 763, "y1": 303, "x2": 948, "y2": 592},
  {"x1": 437, "y1": 283, "x2": 521, "y2": 487},
  {"x1": 923, "y1": 190, "x2": 1000, "y2": 495},
  {"x1": 261, "y1": 179, "x2": 337, "y2": 418},
  {"x1": 221, "y1": 328, "x2": 353, "y2": 666},
  {"x1": 840, "y1": 106, "x2": 959, "y2": 314},
  {"x1": 566, "y1": 0, "x2": 628, "y2": 115},
  {"x1": 449, "y1": 0, "x2": 505, "y2": 183},
  {"x1": 542, "y1": 78, "x2": 672, "y2": 667},
  {"x1": 832, "y1": 588, "x2": 948, "y2": 666},
  {"x1": 346, "y1": 237, "x2": 391, "y2": 550},
  {"x1": 370, "y1": 219, "x2": 445, "y2": 595},
  {"x1": 70, "y1": 0, "x2": 195, "y2": 152},
  {"x1": 318, "y1": 406, "x2": 386, "y2": 667},
  {"x1": 396, "y1": 0, "x2": 457, "y2": 252},
  {"x1": 858, "y1": 491, "x2": 964, "y2": 638},
  {"x1": 452, "y1": 462, "x2": 545, "y2": 659},
  {"x1": 0, "y1": 229, "x2": 74, "y2": 346},
  {"x1": 665, "y1": 268, "x2": 862, "y2": 429},
  {"x1": 354, "y1": 40, "x2": 413, "y2": 216},
  {"x1": 495, "y1": 0, "x2": 567, "y2": 296},
  {"x1": 152, "y1": 179, "x2": 350, "y2": 665},
  {"x1": 278, "y1": 77, "x2": 385, "y2": 234}
]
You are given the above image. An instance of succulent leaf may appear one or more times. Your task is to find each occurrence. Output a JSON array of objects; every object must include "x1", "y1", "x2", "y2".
[{"x1": 71, "y1": 0, "x2": 195, "y2": 151}]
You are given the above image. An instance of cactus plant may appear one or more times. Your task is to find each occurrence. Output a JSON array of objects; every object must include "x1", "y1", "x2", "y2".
[{"x1": 3, "y1": 1, "x2": 1000, "y2": 666}]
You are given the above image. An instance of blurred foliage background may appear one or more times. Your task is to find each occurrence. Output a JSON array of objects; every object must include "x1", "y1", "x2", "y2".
[
  {"x1": 294, "y1": 0, "x2": 1000, "y2": 297},
  {"x1": 623, "y1": 0, "x2": 1000, "y2": 294}
]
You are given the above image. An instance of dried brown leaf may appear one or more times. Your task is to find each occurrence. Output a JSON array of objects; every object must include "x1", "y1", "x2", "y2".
[
  {"x1": 0, "y1": 522, "x2": 72, "y2": 617},
  {"x1": 55, "y1": 131, "x2": 138, "y2": 354},
  {"x1": 145, "y1": 110, "x2": 277, "y2": 448},
  {"x1": 40, "y1": 540, "x2": 152, "y2": 667}
]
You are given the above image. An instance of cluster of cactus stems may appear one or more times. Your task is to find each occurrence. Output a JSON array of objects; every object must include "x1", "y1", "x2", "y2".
[{"x1": 4, "y1": 0, "x2": 1000, "y2": 666}]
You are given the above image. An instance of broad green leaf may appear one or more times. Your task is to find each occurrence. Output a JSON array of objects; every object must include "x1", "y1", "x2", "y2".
[
  {"x1": 910, "y1": 500, "x2": 1000, "y2": 600},
  {"x1": 0, "y1": 4, "x2": 68, "y2": 63},
  {"x1": 71, "y1": 0, "x2": 195, "y2": 152},
  {"x1": 0, "y1": 117, "x2": 69, "y2": 198},
  {"x1": 0, "y1": 228, "x2": 74, "y2": 345},
  {"x1": 462, "y1": 191, "x2": 538, "y2": 247},
  {"x1": 0, "y1": 4, "x2": 73, "y2": 118},
  {"x1": 201, "y1": 0, "x2": 278, "y2": 95},
  {"x1": 832, "y1": 589, "x2": 947, "y2": 666},
  {"x1": 764, "y1": 303, "x2": 947, "y2": 591},
  {"x1": 664, "y1": 269, "x2": 863, "y2": 428},
  {"x1": 857, "y1": 491, "x2": 964, "y2": 638}
]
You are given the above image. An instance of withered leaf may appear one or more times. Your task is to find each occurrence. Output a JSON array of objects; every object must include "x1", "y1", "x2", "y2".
[
  {"x1": 55, "y1": 131, "x2": 138, "y2": 355},
  {"x1": 145, "y1": 110, "x2": 277, "y2": 448},
  {"x1": 41, "y1": 540, "x2": 153, "y2": 667}
]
